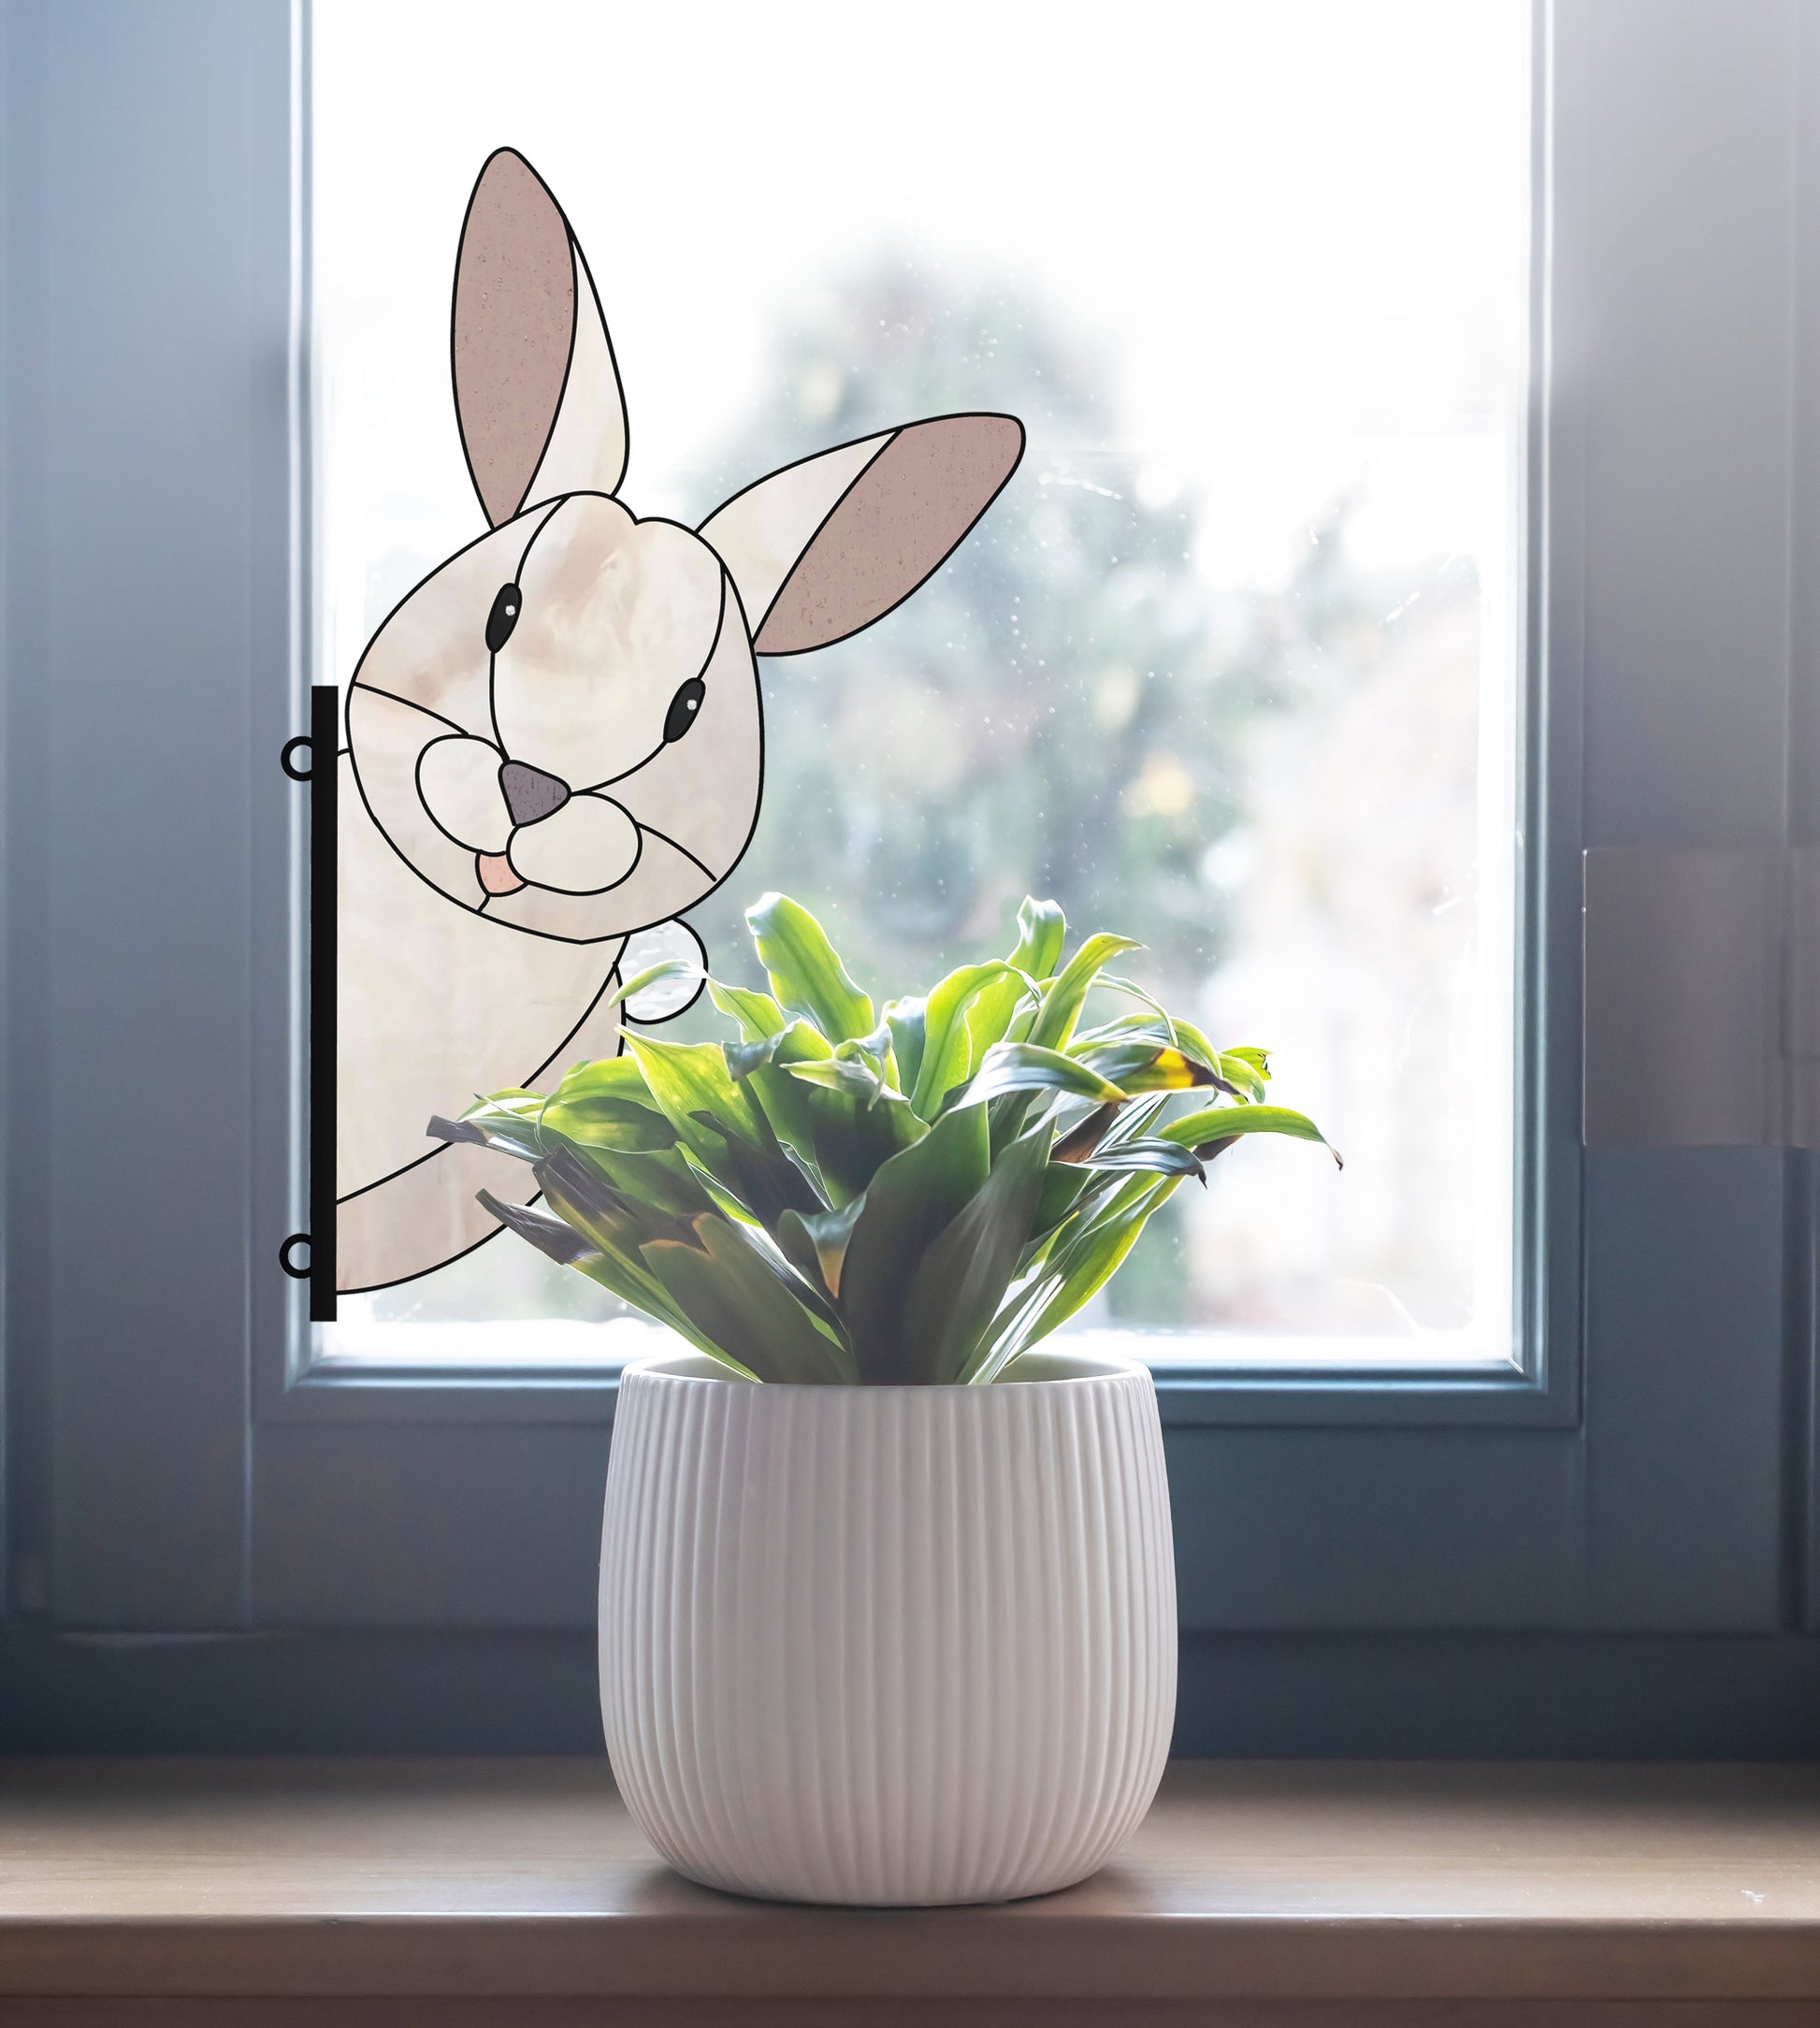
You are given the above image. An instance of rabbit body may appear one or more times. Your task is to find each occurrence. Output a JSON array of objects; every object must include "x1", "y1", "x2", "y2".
[{"x1": 336, "y1": 755, "x2": 629, "y2": 1292}]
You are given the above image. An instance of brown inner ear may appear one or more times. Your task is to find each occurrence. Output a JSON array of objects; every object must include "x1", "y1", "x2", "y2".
[
  {"x1": 453, "y1": 151, "x2": 576, "y2": 528},
  {"x1": 755, "y1": 414, "x2": 1024, "y2": 655}
]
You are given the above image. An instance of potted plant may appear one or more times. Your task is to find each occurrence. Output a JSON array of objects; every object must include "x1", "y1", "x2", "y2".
[{"x1": 436, "y1": 893, "x2": 1333, "y2": 1905}]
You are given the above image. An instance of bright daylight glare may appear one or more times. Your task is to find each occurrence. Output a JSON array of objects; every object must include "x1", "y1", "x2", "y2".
[{"x1": 314, "y1": 0, "x2": 1531, "y2": 1367}]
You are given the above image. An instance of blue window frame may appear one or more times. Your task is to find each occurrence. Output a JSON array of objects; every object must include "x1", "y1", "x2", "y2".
[{"x1": 3, "y1": 0, "x2": 1817, "y2": 1750}]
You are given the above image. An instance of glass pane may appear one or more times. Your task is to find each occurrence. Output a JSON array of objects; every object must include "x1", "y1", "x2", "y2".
[{"x1": 313, "y1": 0, "x2": 1529, "y2": 1365}]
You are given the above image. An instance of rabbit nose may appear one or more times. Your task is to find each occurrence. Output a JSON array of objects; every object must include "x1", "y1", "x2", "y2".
[{"x1": 499, "y1": 760, "x2": 570, "y2": 827}]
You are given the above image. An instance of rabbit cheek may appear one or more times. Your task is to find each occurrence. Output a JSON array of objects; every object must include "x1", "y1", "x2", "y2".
[
  {"x1": 348, "y1": 686, "x2": 488, "y2": 910},
  {"x1": 612, "y1": 601, "x2": 761, "y2": 882},
  {"x1": 506, "y1": 793, "x2": 641, "y2": 895},
  {"x1": 416, "y1": 734, "x2": 512, "y2": 853}
]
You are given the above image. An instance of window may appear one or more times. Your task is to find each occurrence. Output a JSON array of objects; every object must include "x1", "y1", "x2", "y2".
[
  {"x1": 7, "y1": 0, "x2": 1812, "y2": 1735},
  {"x1": 313, "y1": 0, "x2": 1532, "y2": 1371}
]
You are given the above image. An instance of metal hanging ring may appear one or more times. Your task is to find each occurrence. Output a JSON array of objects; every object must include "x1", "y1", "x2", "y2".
[
  {"x1": 279, "y1": 1232, "x2": 312, "y2": 1279},
  {"x1": 280, "y1": 735, "x2": 313, "y2": 782}
]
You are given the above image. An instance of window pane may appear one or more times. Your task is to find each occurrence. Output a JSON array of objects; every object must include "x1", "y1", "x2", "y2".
[{"x1": 314, "y1": 0, "x2": 1529, "y2": 1364}]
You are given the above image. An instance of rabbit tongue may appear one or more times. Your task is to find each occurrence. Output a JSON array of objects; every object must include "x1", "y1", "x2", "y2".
[{"x1": 477, "y1": 852, "x2": 525, "y2": 896}]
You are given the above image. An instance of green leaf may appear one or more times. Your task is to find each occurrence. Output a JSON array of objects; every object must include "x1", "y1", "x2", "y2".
[
  {"x1": 624, "y1": 1033, "x2": 772, "y2": 1162},
  {"x1": 450, "y1": 1055, "x2": 672, "y2": 1171},
  {"x1": 1159, "y1": 1102, "x2": 1340, "y2": 1165},
  {"x1": 909, "y1": 1123, "x2": 1053, "y2": 1384},
  {"x1": 943, "y1": 893, "x2": 1065, "y2": 1086},
  {"x1": 805, "y1": 1085, "x2": 926, "y2": 1207},
  {"x1": 746, "y1": 892, "x2": 874, "y2": 1043},
  {"x1": 724, "y1": 1035, "x2": 781, "y2": 1081},
  {"x1": 545, "y1": 1052, "x2": 662, "y2": 1110},
  {"x1": 785, "y1": 1055, "x2": 896, "y2": 1105},
  {"x1": 834, "y1": 1021, "x2": 901, "y2": 1092},
  {"x1": 1073, "y1": 1039, "x2": 1230, "y2": 1094},
  {"x1": 1221, "y1": 1044, "x2": 1272, "y2": 1094},
  {"x1": 1033, "y1": 1159, "x2": 1092, "y2": 1237},
  {"x1": 723, "y1": 1019, "x2": 832, "y2": 1081},
  {"x1": 1050, "y1": 1098, "x2": 1120, "y2": 1164},
  {"x1": 574, "y1": 1144, "x2": 715, "y2": 1220},
  {"x1": 1094, "y1": 973, "x2": 1175, "y2": 1046},
  {"x1": 605, "y1": 957, "x2": 701, "y2": 1015},
  {"x1": 542, "y1": 1100, "x2": 677, "y2": 1153},
  {"x1": 957, "y1": 1041, "x2": 1129, "y2": 1108},
  {"x1": 1063, "y1": 1136, "x2": 1206, "y2": 1181},
  {"x1": 511, "y1": 1156, "x2": 742, "y2": 1366},
  {"x1": 728, "y1": 1014, "x2": 920, "y2": 1208},
  {"x1": 642, "y1": 1218, "x2": 850, "y2": 1383},
  {"x1": 1213, "y1": 1054, "x2": 1270, "y2": 1104},
  {"x1": 726, "y1": 1024, "x2": 837, "y2": 1182},
  {"x1": 1098, "y1": 1025, "x2": 1272, "y2": 1103},
  {"x1": 1027, "y1": 933, "x2": 1143, "y2": 1051},
  {"x1": 1095, "y1": 1090, "x2": 1174, "y2": 1147},
  {"x1": 707, "y1": 978, "x2": 789, "y2": 1043},
  {"x1": 535, "y1": 1146, "x2": 693, "y2": 1256},
  {"x1": 677, "y1": 1110, "x2": 825, "y2": 1232},
  {"x1": 1033, "y1": 1116, "x2": 1189, "y2": 1249},
  {"x1": 1008, "y1": 895, "x2": 1067, "y2": 981},
  {"x1": 776, "y1": 1197, "x2": 865, "y2": 1300},
  {"x1": 838, "y1": 1104, "x2": 991, "y2": 1384},
  {"x1": 908, "y1": 962, "x2": 1033, "y2": 1118},
  {"x1": 574, "y1": 1251, "x2": 741, "y2": 1365},
  {"x1": 964, "y1": 972, "x2": 1038, "y2": 1065},
  {"x1": 675, "y1": 1190, "x2": 849, "y2": 1337},
  {"x1": 979, "y1": 1173, "x2": 1181, "y2": 1379},
  {"x1": 1044, "y1": 1087, "x2": 1176, "y2": 1175},
  {"x1": 672, "y1": 1145, "x2": 766, "y2": 1230},
  {"x1": 883, "y1": 995, "x2": 927, "y2": 1103},
  {"x1": 432, "y1": 1094, "x2": 546, "y2": 1164},
  {"x1": 474, "y1": 1189, "x2": 599, "y2": 1268},
  {"x1": 540, "y1": 1079, "x2": 676, "y2": 1154}
]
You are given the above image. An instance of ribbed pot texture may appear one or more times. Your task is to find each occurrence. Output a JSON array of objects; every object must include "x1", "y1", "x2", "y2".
[{"x1": 599, "y1": 1347, "x2": 1177, "y2": 1906}]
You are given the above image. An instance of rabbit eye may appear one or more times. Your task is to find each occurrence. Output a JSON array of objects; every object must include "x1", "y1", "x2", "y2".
[
  {"x1": 485, "y1": 584, "x2": 522, "y2": 654},
  {"x1": 664, "y1": 678, "x2": 706, "y2": 744}
]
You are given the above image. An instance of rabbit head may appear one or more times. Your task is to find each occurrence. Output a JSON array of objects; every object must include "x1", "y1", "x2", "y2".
[{"x1": 347, "y1": 148, "x2": 1024, "y2": 945}]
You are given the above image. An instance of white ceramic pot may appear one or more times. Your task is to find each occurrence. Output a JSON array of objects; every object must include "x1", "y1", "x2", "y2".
[{"x1": 599, "y1": 1345, "x2": 1176, "y2": 1906}]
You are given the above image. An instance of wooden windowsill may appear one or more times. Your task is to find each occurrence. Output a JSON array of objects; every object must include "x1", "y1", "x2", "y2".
[{"x1": 2, "y1": 1758, "x2": 1818, "y2": 2023}]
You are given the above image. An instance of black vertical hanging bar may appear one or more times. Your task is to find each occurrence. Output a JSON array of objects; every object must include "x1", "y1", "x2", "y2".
[{"x1": 308, "y1": 682, "x2": 339, "y2": 1320}]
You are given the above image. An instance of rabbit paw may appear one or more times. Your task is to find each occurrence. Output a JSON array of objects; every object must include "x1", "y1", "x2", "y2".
[{"x1": 620, "y1": 920, "x2": 707, "y2": 1023}]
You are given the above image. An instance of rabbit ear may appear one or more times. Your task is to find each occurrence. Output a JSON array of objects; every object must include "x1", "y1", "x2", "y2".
[
  {"x1": 451, "y1": 149, "x2": 628, "y2": 527},
  {"x1": 699, "y1": 413, "x2": 1024, "y2": 655}
]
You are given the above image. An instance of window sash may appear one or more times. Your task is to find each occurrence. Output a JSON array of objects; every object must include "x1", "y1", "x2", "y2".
[
  {"x1": 3, "y1": 0, "x2": 1807, "y2": 1654},
  {"x1": 307, "y1": 3, "x2": 1538, "y2": 1387}
]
